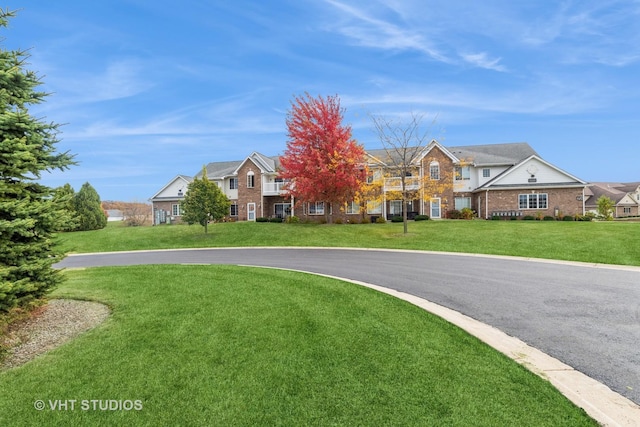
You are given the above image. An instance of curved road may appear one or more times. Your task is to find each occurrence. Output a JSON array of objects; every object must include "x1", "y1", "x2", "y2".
[{"x1": 57, "y1": 247, "x2": 640, "y2": 407}]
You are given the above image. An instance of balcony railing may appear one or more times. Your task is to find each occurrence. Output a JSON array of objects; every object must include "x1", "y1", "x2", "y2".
[
  {"x1": 263, "y1": 181, "x2": 288, "y2": 195},
  {"x1": 384, "y1": 177, "x2": 421, "y2": 192}
]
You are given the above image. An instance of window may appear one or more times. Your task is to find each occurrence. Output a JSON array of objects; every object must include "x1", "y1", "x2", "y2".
[
  {"x1": 229, "y1": 178, "x2": 238, "y2": 190},
  {"x1": 367, "y1": 200, "x2": 382, "y2": 214},
  {"x1": 345, "y1": 201, "x2": 360, "y2": 214},
  {"x1": 454, "y1": 197, "x2": 471, "y2": 210},
  {"x1": 429, "y1": 162, "x2": 440, "y2": 180},
  {"x1": 483, "y1": 168, "x2": 491, "y2": 178},
  {"x1": 308, "y1": 202, "x2": 325, "y2": 215},
  {"x1": 455, "y1": 166, "x2": 470, "y2": 181},
  {"x1": 623, "y1": 207, "x2": 631, "y2": 214},
  {"x1": 518, "y1": 193, "x2": 548, "y2": 209},
  {"x1": 247, "y1": 171, "x2": 255, "y2": 188},
  {"x1": 274, "y1": 203, "x2": 291, "y2": 218},
  {"x1": 389, "y1": 200, "x2": 403, "y2": 216},
  {"x1": 172, "y1": 204, "x2": 181, "y2": 216},
  {"x1": 230, "y1": 203, "x2": 238, "y2": 216}
]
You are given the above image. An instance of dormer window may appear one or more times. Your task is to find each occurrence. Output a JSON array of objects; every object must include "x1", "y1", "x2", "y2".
[{"x1": 247, "y1": 171, "x2": 255, "y2": 188}]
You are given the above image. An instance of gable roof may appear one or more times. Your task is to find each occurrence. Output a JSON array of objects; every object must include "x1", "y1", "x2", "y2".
[
  {"x1": 476, "y1": 154, "x2": 586, "y2": 191},
  {"x1": 149, "y1": 175, "x2": 192, "y2": 200},
  {"x1": 585, "y1": 182, "x2": 640, "y2": 206},
  {"x1": 233, "y1": 151, "x2": 279, "y2": 174}
]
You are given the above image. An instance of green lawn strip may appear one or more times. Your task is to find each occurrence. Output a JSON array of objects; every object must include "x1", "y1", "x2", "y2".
[
  {"x1": 0, "y1": 265, "x2": 596, "y2": 426},
  {"x1": 58, "y1": 220, "x2": 640, "y2": 267}
]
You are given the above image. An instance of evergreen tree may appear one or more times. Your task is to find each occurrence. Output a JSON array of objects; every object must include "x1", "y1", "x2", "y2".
[
  {"x1": 0, "y1": 10, "x2": 75, "y2": 311},
  {"x1": 72, "y1": 182, "x2": 107, "y2": 231},
  {"x1": 181, "y1": 167, "x2": 230, "y2": 233},
  {"x1": 52, "y1": 183, "x2": 78, "y2": 232}
]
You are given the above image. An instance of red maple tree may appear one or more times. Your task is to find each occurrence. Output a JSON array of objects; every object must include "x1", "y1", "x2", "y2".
[{"x1": 279, "y1": 93, "x2": 366, "y2": 222}]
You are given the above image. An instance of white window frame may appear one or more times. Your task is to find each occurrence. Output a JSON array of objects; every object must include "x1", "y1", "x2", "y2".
[
  {"x1": 172, "y1": 204, "x2": 181, "y2": 216},
  {"x1": 366, "y1": 200, "x2": 382, "y2": 214},
  {"x1": 389, "y1": 200, "x2": 403, "y2": 216},
  {"x1": 247, "y1": 171, "x2": 255, "y2": 188},
  {"x1": 455, "y1": 166, "x2": 470, "y2": 181},
  {"x1": 454, "y1": 197, "x2": 471, "y2": 210},
  {"x1": 429, "y1": 162, "x2": 440, "y2": 180},
  {"x1": 482, "y1": 168, "x2": 491, "y2": 178},
  {"x1": 519, "y1": 193, "x2": 548, "y2": 209},
  {"x1": 308, "y1": 202, "x2": 325, "y2": 215},
  {"x1": 229, "y1": 178, "x2": 238, "y2": 190},
  {"x1": 345, "y1": 201, "x2": 360, "y2": 214},
  {"x1": 230, "y1": 203, "x2": 238, "y2": 217}
]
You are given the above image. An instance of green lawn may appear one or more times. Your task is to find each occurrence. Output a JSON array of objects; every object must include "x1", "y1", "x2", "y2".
[
  {"x1": 58, "y1": 219, "x2": 640, "y2": 266},
  {"x1": 0, "y1": 266, "x2": 596, "y2": 426}
]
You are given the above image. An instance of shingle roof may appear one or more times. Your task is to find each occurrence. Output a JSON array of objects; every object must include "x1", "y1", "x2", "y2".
[
  {"x1": 447, "y1": 142, "x2": 538, "y2": 165},
  {"x1": 366, "y1": 142, "x2": 537, "y2": 166},
  {"x1": 196, "y1": 161, "x2": 243, "y2": 179}
]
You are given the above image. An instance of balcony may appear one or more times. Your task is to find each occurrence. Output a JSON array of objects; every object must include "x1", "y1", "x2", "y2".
[
  {"x1": 384, "y1": 177, "x2": 421, "y2": 192},
  {"x1": 263, "y1": 181, "x2": 288, "y2": 196}
]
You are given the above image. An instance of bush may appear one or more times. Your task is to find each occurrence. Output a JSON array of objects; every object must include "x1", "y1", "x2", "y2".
[
  {"x1": 360, "y1": 217, "x2": 371, "y2": 224},
  {"x1": 256, "y1": 217, "x2": 269, "y2": 222},
  {"x1": 414, "y1": 214, "x2": 429, "y2": 221},
  {"x1": 523, "y1": 215, "x2": 536, "y2": 221},
  {"x1": 334, "y1": 218, "x2": 343, "y2": 224},
  {"x1": 491, "y1": 215, "x2": 501, "y2": 220},
  {"x1": 460, "y1": 207, "x2": 475, "y2": 220},
  {"x1": 286, "y1": 215, "x2": 299, "y2": 223},
  {"x1": 543, "y1": 216, "x2": 555, "y2": 221},
  {"x1": 375, "y1": 217, "x2": 386, "y2": 224},
  {"x1": 510, "y1": 216, "x2": 518, "y2": 220},
  {"x1": 391, "y1": 216, "x2": 403, "y2": 223},
  {"x1": 563, "y1": 215, "x2": 576, "y2": 221},
  {"x1": 269, "y1": 217, "x2": 283, "y2": 223},
  {"x1": 447, "y1": 210, "x2": 461, "y2": 219}
]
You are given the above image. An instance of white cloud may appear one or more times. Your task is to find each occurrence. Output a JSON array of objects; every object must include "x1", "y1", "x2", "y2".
[{"x1": 459, "y1": 52, "x2": 507, "y2": 72}]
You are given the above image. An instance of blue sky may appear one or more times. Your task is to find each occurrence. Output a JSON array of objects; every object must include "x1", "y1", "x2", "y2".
[{"x1": 6, "y1": 1, "x2": 640, "y2": 201}]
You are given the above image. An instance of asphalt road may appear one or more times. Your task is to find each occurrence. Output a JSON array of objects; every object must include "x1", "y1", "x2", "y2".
[{"x1": 56, "y1": 248, "x2": 640, "y2": 405}]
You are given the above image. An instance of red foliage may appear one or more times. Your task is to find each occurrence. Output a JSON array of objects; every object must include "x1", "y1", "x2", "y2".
[{"x1": 279, "y1": 93, "x2": 366, "y2": 210}]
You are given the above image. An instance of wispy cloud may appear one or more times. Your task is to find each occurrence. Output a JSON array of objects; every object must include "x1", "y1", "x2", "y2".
[
  {"x1": 459, "y1": 52, "x2": 507, "y2": 72},
  {"x1": 321, "y1": 0, "x2": 450, "y2": 63}
]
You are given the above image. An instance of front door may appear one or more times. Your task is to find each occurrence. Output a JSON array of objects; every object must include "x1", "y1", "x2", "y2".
[
  {"x1": 247, "y1": 203, "x2": 256, "y2": 221},
  {"x1": 430, "y1": 198, "x2": 441, "y2": 219}
]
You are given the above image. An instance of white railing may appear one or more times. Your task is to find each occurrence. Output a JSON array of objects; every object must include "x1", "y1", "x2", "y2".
[
  {"x1": 263, "y1": 181, "x2": 288, "y2": 195},
  {"x1": 384, "y1": 177, "x2": 421, "y2": 192}
]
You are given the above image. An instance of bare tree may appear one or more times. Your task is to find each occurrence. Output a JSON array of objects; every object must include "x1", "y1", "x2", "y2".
[{"x1": 369, "y1": 112, "x2": 451, "y2": 233}]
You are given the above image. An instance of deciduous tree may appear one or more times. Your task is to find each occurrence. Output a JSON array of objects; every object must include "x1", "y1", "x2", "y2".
[
  {"x1": 370, "y1": 112, "x2": 454, "y2": 233},
  {"x1": 596, "y1": 195, "x2": 614, "y2": 220},
  {"x1": 0, "y1": 10, "x2": 75, "y2": 311},
  {"x1": 181, "y1": 167, "x2": 230, "y2": 233},
  {"x1": 279, "y1": 93, "x2": 366, "y2": 223}
]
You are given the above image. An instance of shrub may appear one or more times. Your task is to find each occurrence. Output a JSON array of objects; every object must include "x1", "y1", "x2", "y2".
[
  {"x1": 460, "y1": 207, "x2": 475, "y2": 220},
  {"x1": 256, "y1": 217, "x2": 269, "y2": 222},
  {"x1": 334, "y1": 218, "x2": 343, "y2": 224},
  {"x1": 543, "y1": 216, "x2": 555, "y2": 221},
  {"x1": 286, "y1": 215, "x2": 299, "y2": 223},
  {"x1": 375, "y1": 217, "x2": 386, "y2": 224},
  {"x1": 360, "y1": 217, "x2": 371, "y2": 224},
  {"x1": 447, "y1": 210, "x2": 461, "y2": 219},
  {"x1": 523, "y1": 215, "x2": 536, "y2": 221},
  {"x1": 491, "y1": 215, "x2": 501, "y2": 220},
  {"x1": 269, "y1": 217, "x2": 283, "y2": 223},
  {"x1": 391, "y1": 216, "x2": 403, "y2": 223},
  {"x1": 510, "y1": 216, "x2": 518, "y2": 221},
  {"x1": 563, "y1": 215, "x2": 575, "y2": 221},
  {"x1": 414, "y1": 214, "x2": 429, "y2": 221}
]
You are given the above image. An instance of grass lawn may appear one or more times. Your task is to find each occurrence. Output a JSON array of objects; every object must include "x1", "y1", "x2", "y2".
[
  {"x1": 0, "y1": 266, "x2": 596, "y2": 426},
  {"x1": 58, "y1": 219, "x2": 640, "y2": 266}
]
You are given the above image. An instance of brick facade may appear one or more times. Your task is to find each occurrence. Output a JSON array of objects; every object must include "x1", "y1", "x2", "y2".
[{"x1": 477, "y1": 187, "x2": 584, "y2": 218}]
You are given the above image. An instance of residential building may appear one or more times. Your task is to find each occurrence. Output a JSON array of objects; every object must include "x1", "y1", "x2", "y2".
[
  {"x1": 585, "y1": 182, "x2": 640, "y2": 218},
  {"x1": 150, "y1": 141, "x2": 588, "y2": 224}
]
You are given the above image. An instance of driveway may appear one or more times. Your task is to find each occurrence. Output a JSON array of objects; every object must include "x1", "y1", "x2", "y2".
[{"x1": 56, "y1": 247, "x2": 640, "y2": 407}]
